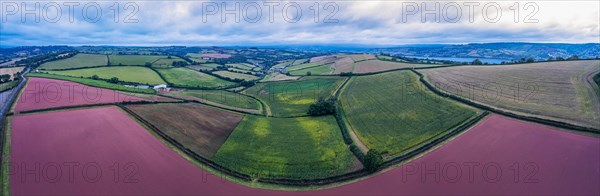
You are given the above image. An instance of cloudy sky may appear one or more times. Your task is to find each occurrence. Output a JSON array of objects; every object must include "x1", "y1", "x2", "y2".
[{"x1": 0, "y1": 1, "x2": 598, "y2": 46}]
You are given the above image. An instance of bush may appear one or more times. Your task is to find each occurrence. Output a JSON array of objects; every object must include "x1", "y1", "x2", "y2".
[
  {"x1": 340, "y1": 72, "x2": 353, "y2": 76},
  {"x1": 364, "y1": 149, "x2": 383, "y2": 172},
  {"x1": 108, "y1": 77, "x2": 119, "y2": 84},
  {"x1": 307, "y1": 97, "x2": 336, "y2": 116}
]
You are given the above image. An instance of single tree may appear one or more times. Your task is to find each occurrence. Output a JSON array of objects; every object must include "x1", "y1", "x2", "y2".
[
  {"x1": 307, "y1": 97, "x2": 336, "y2": 116},
  {"x1": 364, "y1": 149, "x2": 383, "y2": 172},
  {"x1": 526, "y1": 58, "x2": 535, "y2": 63},
  {"x1": 108, "y1": 77, "x2": 119, "y2": 83}
]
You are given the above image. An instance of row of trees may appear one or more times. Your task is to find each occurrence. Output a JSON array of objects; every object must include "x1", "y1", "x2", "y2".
[
  {"x1": 0, "y1": 74, "x2": 13, "y2": 83},
  {"x1": 0, "y1": 71, "x2": 22, "y2": 83},
  {"x1": 91, "y1": 75, "x2": 119, "y2": 84}
]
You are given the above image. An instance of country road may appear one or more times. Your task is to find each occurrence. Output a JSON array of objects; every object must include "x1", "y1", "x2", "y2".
[{"x1": 0, "y1": 68, "x2": 30, "y2": 118}]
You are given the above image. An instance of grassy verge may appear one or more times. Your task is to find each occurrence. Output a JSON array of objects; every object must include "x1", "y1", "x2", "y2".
[
  {"x1": 1, "y1": 117, "x2": 12, "y2": 196},
  {"x1": 0, "y1": 81, "x2": 19, "y2": 93}
]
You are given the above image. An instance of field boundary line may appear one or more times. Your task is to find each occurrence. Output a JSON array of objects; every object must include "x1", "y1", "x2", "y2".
[
  {"x1": 0, "y1": 116, "x2": 11, "y2": 196},
  {"x1": 411, "y1": 69, "x2": 600, "y2": 134},
  {"x1": 14, "y1": 100, "x2": 183, "y2": 116}
]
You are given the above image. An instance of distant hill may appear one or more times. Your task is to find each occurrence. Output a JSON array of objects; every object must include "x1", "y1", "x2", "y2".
[{"x1": 370, "y1": 43, "x2": 600, "y2": 61}]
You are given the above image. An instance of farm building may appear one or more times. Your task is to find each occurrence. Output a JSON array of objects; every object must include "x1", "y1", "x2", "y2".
[{"x1": 153, "y1": 84, "x2": 171, "y2": 92}]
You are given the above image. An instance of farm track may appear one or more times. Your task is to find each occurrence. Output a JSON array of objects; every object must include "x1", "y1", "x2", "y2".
[
  {"x1": 332, "y1": 77, "x2": 369, "y2": 154},
  {"x1": 582, "y1": 67, "x2": 600, "y2": 124}
]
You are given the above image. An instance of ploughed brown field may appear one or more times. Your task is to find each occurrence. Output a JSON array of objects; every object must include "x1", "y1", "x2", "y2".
[
  {"x1": 331, "y1": 57, "x2": 355, "y2": 74},
  {"x1": 125, "y1": 103, "x2": 243, "y2": 158},
  {"x1": 348, "y1": 54, "x2": 376, "y2": 62},
  {"x1": 354, "y1": 60, "x2": 420, "y2": 73},
  {"x1": 13, "y1": 77, "x2": 172, "y2": 112},
  {"x1": 420, "y1": 60, "x2": 600, "y2": 128},
  {"x1": 309, "y1": 55, "x2": 337, "y2": 63}
]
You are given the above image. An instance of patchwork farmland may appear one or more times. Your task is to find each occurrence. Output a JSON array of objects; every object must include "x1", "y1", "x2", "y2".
[
  {"x1": 1, "y1": 48, "x2": 599, "y2": 195},
  {"x1": 286, "y1": 54, "x2": 439, "y2": 76}
]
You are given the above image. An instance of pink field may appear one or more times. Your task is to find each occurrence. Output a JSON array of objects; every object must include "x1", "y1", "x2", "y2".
[
  {"x1": 314, "y1": 114, "x2": 600, "y2": 195},
  {"x1": 14, "y1": 77, "x2": 152, "y2": 112},
  {"x1": 10, "y1": 109, "x2": 599, "y2": 195},
  {"x1": 10, "y1": 106, "x2": 256, "y2": 195}
]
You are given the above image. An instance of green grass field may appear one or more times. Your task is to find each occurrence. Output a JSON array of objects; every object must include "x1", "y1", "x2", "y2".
[
  {"x1": 109, "y1": 55, "x2": 166, "y2": 65},
  {"x1": 213, "y1": 71, "x2": 260, "y2": 81},
  {"x1": 285, "y1": 62, "x2": 323, "y2": 72},
  {"x1": 272, "y1": 61, "x2": 293, "y2": 69},
  {"x1": 152, "y1": 57, "x2": 187, "y2": 68},
  {"x1": 26, "y1": 73, "x2": 156, "y2": 93},
  {"x1": 227, "y1": 63, "x2": 254, "y2": 70},
  {"x1": 228, "y1": 68, "x2": 256, "y2": 75},
  {"x1": 46, "y1": 66, "x2": 166, "y2": 85},
  {"x1": 200, "y1": 63, "x2": 222, "y2": 68},
  {"x1": 289, "y1": 64, "x2": 333, "y2": 75},
  {"x1": 169, "y1": 89, "x2": 261, "y2": 110},
  {"x1": 339, "y1": 70, "x2": 478, "y2": 157},
  {"x1": 212, "y1": 115, "x2": 360, "y2": 179},
  {"x1": 39, "y1": 53, "x2": 107, "y2": 70},
  {"x1": 244, "y1": 77, "x2": 344, "y2": 117},
  {"x1": 1, "y1": 117, "x2": 12, "y2": 195},
  {"x1": 157, "y1": 68, "x2": 235, "y2": 88}
]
